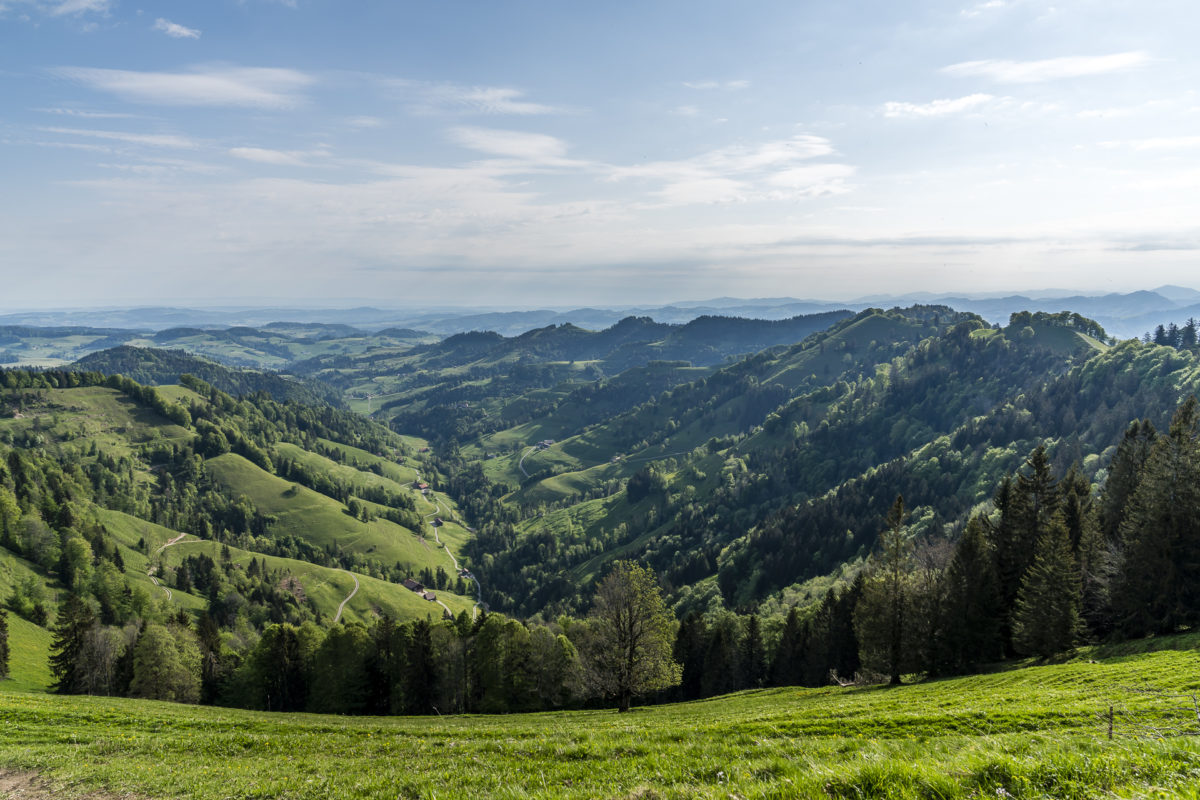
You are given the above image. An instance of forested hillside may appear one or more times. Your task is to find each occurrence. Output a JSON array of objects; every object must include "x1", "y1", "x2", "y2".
[
  {"x1": 9, "y1": 303, "x2": 1200, "y2": 720},
  {"x1": 0, "y1": 369, "x2": 485, "y2": 710}
]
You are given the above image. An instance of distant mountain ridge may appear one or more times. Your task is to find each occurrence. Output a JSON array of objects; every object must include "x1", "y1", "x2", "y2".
[
  {"x1": 4, "y1": 286, "x2": 1198, "y2": 338},
  {"x1": 69, "y1": 346, "x2": 345, "y2": 407}
]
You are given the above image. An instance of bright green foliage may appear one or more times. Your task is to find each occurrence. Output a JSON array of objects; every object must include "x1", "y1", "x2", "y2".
[
  {"x1": 308, "y1": 623, "x2": 373, "y2": 714},
  {"x1": 9, "y1": 642, "x2": 1200, "y2": 799},
  {"x1": 130, "y1": 624, "x2": 201, "y2": 703},
  {"x1": 582, "y1": 560, "x2": 680, "y2": 711}
]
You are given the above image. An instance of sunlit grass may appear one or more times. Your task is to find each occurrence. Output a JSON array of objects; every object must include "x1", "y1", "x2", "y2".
[{"x1": 7, "y1": 645, "x2": 1200, "y2": 798}]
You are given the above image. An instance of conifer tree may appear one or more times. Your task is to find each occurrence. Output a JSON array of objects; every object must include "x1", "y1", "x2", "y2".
[
  {"x1": 404, "y1": 618, "x2": 438, "y2": 715},
  {"x1": 937, "y1": 517, "x2": 1003, "y2": 673},
  {"x1": 990, "y1": 446, "x2": 1061, "y2": 653},
  {"x1": 1115, "y1": 396, "x2": 1200, "y2": 635},
  {"x1": 1059, "y1": 465, "x2": 1092, "y2": 553},
  {"x1": 740, "y1": 614, "x2": 767, "y2": 689},
  {"x1": 771, "y1": 607, "x2": 806, "y2": 687},
  {"x1": 0, "y1": 607, "x2": 9, "y2": 680},
  {"x1": 829, "y1": 574, "x2": 865, "y2": 681},
  {"x1": 671, "y1": 611, "x2": 708, "y2": 700},
  {"x1": 49, "y1": 593, "x2": 96, "y2": 694},
  {"x1": 700, "y1": 618, "x2": 740, "y2": 697},
  {"x1": 1099, "y1": 419, "x2": 1156, "y2": 541},
  {"x1": 854, "y1": 496, "x2": 913, "y2": 684},
  {"x1": 1077, "y1": 521, "x2": 1118, "y2": 638},
  {"x1": 1011, "y1": 523, "x2": 1083, "y2": 658}
]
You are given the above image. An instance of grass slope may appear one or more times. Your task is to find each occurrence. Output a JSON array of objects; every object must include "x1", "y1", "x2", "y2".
[
  {"x1": 5, "y1": 644, "x2": 1200, "y2": 798},
  {"x1": 152, "y1": 536, "x2": 474, "y2": 625},
  {"x1": 2, "y1": 614, "x2": 53, "y2": 692},
  {"x1": 205, "y1": 454, "x2": 475, "y2": 604}
]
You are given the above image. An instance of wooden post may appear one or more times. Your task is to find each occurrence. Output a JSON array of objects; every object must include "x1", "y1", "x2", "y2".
[{"x1": 1108, "y1": 705, "x2": 1114, "y2": 739}]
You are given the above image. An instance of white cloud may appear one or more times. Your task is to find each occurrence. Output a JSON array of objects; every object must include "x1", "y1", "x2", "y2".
[
  {"x1": 153, "y1": 18, "x2": 201, "y2": 39},
  {"x1": 36, "y1": 107, "x2": 134, "y2": 118},
  {"x1": 346, "y1": 116, "x2": 383, "y2": 128},
  {"x1": 228, "y1": 147, "x2": 323, "y2": 166},
  {"x1": 390, "y1": 80, "x2": 566, "y2": 115},
  {"x1": 40, "y1": 126, "x2": 200, "y2": 149},
  {"x1": 943, "y1": 51, "x2": 1150, "y2": 83},
  {"x1": 448, "y1": 126, "x2": 570, "y2": 162},
  {"x1": 53, "y1": 66, "x2": 314, "y2": 108},
  {"x1": 768, "y1": 163, "x2": 857, "y2": 191},
  {"x1": 1131, "y1": 136, "x2": 1200, "y2": 151},
  {"x1": 960, "y1": 0, "x2": 1008, "y2": 17},
  {"x1": 673, "y1": 105, "x2": 699, "y2": 117},
  {"x1": 683, "y1": 80, "x2": 750, "y2": 90},
  {"x1": 608, "y1": 134, "x2": 851, "y2": 205},
  {"x1": 49, "y1": 0, "x2": 108, "y2": 15},
  {"x1": 882, "y1": 93, "x2": 996, "y2": 118},
  {"x1": 1101, "y1": 136, "x2": 1200, "y2": 152},
  {"x1": 612, "y1": 135, "x2": 835, "y2": 181}
]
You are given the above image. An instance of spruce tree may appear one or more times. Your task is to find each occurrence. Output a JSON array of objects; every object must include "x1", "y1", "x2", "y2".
[
  {"x1": 990, "y1": 446, "x2": 1061, "y2": 654},
  {"x1": 671, "y1": 611, "x2": 708, "y2": 700},
  {"x1": 700, "y1": 617, "x2": 740, "y2": 697},
  {"x1": 740, "y1": 614, "x2": 767, "y2": 689},
  {"x1": 1011, "y1": 523, "x2": 1083, "y2": 659},
  {"x1": 771, "y1": 607, "x2": 806, "y2": 687},
  {"x1": 854, "y1": 496, "x2": 913, "y2": 685},
  {"x1": 824, "y1": 573, "x2": 864, "y2": 683},
  {"x1": 1077, "y1": 521, "x2": 1117, "y2": 638},
  {"x1": 1115, "y1": 397, "x2": 1200, "y2": 635},
  {"x1": 937, "y1": 517, "x2": 1002, "y2": 673},
  {"x1": 1059, "y1": 465, "x2": 1092, "y2": 552},
  {"x1": 0, "y1": 607, "x2": 9, "y2": 680},
  {"x1": 1099, "y1": 419, "x2": 1156, "y2": 541},
  {"x1": 49, "y1": 594, "x2": 96, "y2": 694}
]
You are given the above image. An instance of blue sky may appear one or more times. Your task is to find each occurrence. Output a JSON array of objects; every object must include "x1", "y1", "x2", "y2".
[{"x1": 2, "y1": 0, "x2": 1198, "y2": 309}]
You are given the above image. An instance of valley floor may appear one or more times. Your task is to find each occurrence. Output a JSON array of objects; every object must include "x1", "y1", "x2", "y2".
[{"x1": 6, "y1": 640, "x2": 1200, "y2": 799}]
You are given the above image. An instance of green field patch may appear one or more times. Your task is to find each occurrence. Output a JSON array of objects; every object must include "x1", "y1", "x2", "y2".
[
  {"x1": 2, "y1": 614, "x2": 53, "y2": 693},
  {"x1": 204, "y1": 454, "x2": 466, "y2": 581},
  {"x1": 155, "y1": 539, "x2": 471, "y2": 624},
  {"x1": 7, "y1": 645, "x2": 1200, "y2": 798},
  {"x1": 274, "y1": 442, "x2": 415, "y2": 496}
]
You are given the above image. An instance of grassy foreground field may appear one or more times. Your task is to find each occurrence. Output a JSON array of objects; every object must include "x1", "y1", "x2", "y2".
[{"x1": 6, "y1": 645, "x2": 1200, "y2": 799}]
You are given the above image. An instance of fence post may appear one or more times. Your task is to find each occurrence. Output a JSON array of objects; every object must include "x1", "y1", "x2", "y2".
[{"x1": 1108, "y1": 705, "x2": 1114, "y2": 740}]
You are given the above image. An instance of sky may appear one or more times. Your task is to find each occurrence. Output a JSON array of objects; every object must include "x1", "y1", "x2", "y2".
[{"x1": 2, "y1": 0, "x2": 1199, "y2": 309}]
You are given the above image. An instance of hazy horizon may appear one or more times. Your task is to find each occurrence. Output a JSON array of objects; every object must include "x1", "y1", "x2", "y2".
[{"x1": 1, "y1": 284, "x2": 1197, "y2": 316}]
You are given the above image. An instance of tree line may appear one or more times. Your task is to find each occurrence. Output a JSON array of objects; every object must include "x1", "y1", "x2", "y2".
[{"x1": 46, "y1": 561, "x2": 678, "y2": 715}]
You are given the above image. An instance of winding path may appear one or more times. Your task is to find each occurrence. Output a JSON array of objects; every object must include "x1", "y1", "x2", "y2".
[
  {"x1": 333, "y1": 570, "x2": 360, "y2": 623},
  {"x1": 517, "y1": 447, "x2": 536, "y2": 478},
  {"x1": 414, "y1": 470, "x2": 484, "y2": 618},
  {"x1": 147, "y1": 533, "x2": 192, "y2": 600},
  {"x1": 154, "y1": 532, "x2": 188, "y2": 555}
]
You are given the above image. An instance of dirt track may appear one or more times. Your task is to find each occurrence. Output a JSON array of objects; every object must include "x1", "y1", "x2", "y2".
[{"x1": 0, "y1": 770, "x2": 144, "y2": 799}]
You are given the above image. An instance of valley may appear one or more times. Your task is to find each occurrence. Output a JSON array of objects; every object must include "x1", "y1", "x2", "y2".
[{"x1": 6, "y1": 298, "x2": 1200, "y2": 797}]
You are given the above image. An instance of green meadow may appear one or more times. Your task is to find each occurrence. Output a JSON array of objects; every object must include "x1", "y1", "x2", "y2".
[{"x1": 6, "y1": 642, "x2": 1200, "y2": 799}]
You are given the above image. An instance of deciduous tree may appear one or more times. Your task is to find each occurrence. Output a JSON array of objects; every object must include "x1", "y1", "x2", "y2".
[{"x1": 582, "y1": 561, "x2": 680, "y2": 712}]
